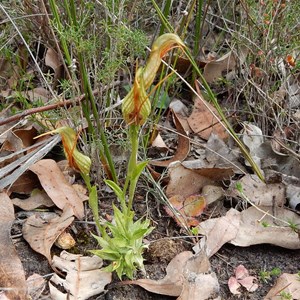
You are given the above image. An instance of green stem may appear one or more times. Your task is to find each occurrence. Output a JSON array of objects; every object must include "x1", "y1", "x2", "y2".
[{"x1": 126, "y1": 125, "x2": 139, "y2": 212}]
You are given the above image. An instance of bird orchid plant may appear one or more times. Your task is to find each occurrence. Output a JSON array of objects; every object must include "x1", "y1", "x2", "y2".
[{"x1": 38, "y1": 33, "x2": 185, "y2": 279}]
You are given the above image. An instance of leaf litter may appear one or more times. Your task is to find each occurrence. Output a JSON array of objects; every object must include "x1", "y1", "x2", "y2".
[{"x1": 0, "y1": 16, "x2": 300, "y2": 300}]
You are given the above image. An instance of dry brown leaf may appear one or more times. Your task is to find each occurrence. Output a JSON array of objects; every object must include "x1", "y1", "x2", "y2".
[
  {"x1": 1, "y1": 126, "x2": 37, "y2": 152},
  {"x1": 151, "y1": 133, "x2": 169, "y2": 150},
  {"x1": 0, "y1": 192, "x2": 28, "y2": 299},
  {"x1": 49, "y1": 251, "x2": 112, "y2": 300},
  {"x1": 10, "y1": 171, "x2": 40, "y2": 194},
  {"x1": 122, "y1": 251, "x2": 193, "y2": 297},
  {"x1": 45, "y1": 48, "x2": 61, "y2": 72},
  {"x1": 29, "y1": 159, "x2": 84, "y2": 219},
  {"x1": 178, "y1": 273, "x2": 220, "y2": 300},
  {"x1": 264, "y1": 273, "x2": 300, "y2": 300},
  {"x1": 182, "y1": 160, "x2": 234, "y2": 180},
  {"x1": 202, "y1": 185, "x2": 224, "y2": 205},
  {"x1": 45, "y1": 48, "x2": 63, "y2": 87},
  {"x1": 206, "y1": 133, "x2": 245, "y2": 173},
  {"x1": 20, "y1": 87, "x2": 51, "y2": 103},
  {"x1": 197, "y1": 208, "x2": 240, "y2": 257},
  {"x1": 12, "y1": 189, "x2": 54, "y2": 210},
  {"x1": 231, "y1": 206, "x2": 300, "y2": 249},
  {"x1": 231, "y1": 174, "x2": 286, "y2": 207},
  {"x1": 198, "y1": 205, "x2": 300, "y2": 256},
  {"x1": 169, "y1": 99, "x2": 189, "y2": 117},
  {"x1": 178, "y1": 246, "x2": 220, "y2": 300},
  {"x1": 203, "y1": 49, "x2": 247, "y2": 83},
  {"x1": 165, "y1": 194, "x2": 206, "y2": 227},
  {"x1": 26, "y1": 273, "x2": 46, "y2": 300},
  {"x1": 166, "y1": 162, "x2": 213, "y2": 198},
  {"x1": 150, "y1": 111, "x2": 190, "y2": 167},
  {"x1": 23, "y1": 206, "x2": 74, "y2": 263},
  {"x1": 187, "y1": 82, "x2": 228, "y2": 140}
]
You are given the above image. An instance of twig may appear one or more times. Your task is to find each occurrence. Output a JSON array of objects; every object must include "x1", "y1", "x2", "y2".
[{"x1": 0, "y1": 89, "x2": 99, "y2": 127}]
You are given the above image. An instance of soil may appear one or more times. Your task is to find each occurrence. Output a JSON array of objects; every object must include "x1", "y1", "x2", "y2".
[{"x1": 14, "y1": 203, "x2": 300, "y2": 300}]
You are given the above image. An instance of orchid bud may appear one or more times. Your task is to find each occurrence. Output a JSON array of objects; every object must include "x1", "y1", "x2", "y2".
[
  {"x1": 36, "y1": 127, "x2": 91, "y2": 175},
  {"x1": 122, "y1": 67, "x2": 151, "y2": 126}
]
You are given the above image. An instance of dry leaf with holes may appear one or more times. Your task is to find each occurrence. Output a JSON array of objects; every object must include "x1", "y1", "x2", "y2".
[{"x1": 49, "y1": 251, "x2": 112, "y2": 300}]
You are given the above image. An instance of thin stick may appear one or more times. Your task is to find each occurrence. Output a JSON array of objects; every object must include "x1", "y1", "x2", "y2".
[{"x1": 0, "y1": 89, "x2": 99, "y2": 126}]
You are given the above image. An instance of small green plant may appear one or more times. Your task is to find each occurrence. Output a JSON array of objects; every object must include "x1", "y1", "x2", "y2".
[
  {"x1": 279, "y1": 291, "x2": 293, "y2": 300},
  {"x1": 259, "y1": 267, "x2": 281, "y2": 283}
]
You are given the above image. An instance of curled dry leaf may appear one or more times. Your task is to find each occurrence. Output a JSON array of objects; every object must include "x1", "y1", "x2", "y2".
[
  {"x1": 29, "y1": 159, "x2": 85, "y2": 219},
  {"x1": 150, "y1": 110, "x2": 190, "y2": 167},
  {"x1": 1, "y1": 125, "x2": 37, "y2": 152},
  {"x1": 45, "y1": 47, "x2": 63, "y2": 85},
  {"x1": 23, "y1": 206, "x2": 74, "y2": 263},
  {"x1": 49, "y1": 251, "x2": 112, "y2": 300},
  {"x1": 187, "y1": 83, "x2": 228, "y2": 140},
  {"x1": 0, "y1": 192, "x2": 27, "y2": 299},
  {"x1": 287, "y1": 184, "x2": 300, "y2": 211}
]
